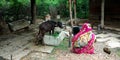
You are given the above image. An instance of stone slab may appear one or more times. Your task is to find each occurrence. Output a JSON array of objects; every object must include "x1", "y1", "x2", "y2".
[
  {"x1": 105, "y1": 37, "x2": 120, "y2": 48},
  {"x1": 44, "y1": 35, "x2": 60, "y2": 46},
  {"x1": 96, "y1": 37, "x2": 119, "y2": 42},
  {"x1": 31, "y1": 45, "x2": 54, "y2": 54},
  {"x1": 8, "y1": 19, "x2": 30, "y2": 31},
  {"x1": 44, "y1": 31, "x2": 69, "y2": 46},
  {"x1": 96, "y1": 34, "x2": 110, "y2": 38}
]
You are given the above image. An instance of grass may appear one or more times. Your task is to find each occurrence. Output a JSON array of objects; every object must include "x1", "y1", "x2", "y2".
[
  {"x1": 47, "y1": 56, "x2": 56, "y2": 60},
  {"x1": 50, "y1": 37, "x2": 69, "y2": 56},
  {"x1": 117, "y1": 51, "x2": 120, "y2": 57},
  {"x1": 48, "y1": 37, "x2": 70, "y2": 60},
  {"x1": 54, "y1": 38, "x2": 69, "y2": 50},
  {"x1": 45, "y1": 31, "x2": 59, "y2": 38},
  {"x1": 117, "y1": 53, "x2": 120, "y2": 57},
  {"x1": 44, "y1": 38, "x2": 69, "y2": 60},
  {"x1": 51, "y1": 32, "x2": 59, "y2": 37}
]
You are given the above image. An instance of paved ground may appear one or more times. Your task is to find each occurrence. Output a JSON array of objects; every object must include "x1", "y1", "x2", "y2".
[
  {"x1": 0, "y1": 29, "x2": 119, "y2": 60},
  {"x1": 0, "y1": 19, "x2": 120, "y2": 60},
  {"x1": 21, "y1": 30, "x2": 120, "y2": 60},
  {"x1": 0, "y1": 22, "x2": 68, "y2": 60}
]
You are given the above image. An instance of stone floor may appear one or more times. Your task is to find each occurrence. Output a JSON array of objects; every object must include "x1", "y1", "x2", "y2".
[
  {"x1": 0, "y1": 25, "x2": 69, "y2": 60},
  {"x1": 21, "y1": 29, "x2": 120, "y2": 60},
  {"x1": 0, "y1": 19, "x2": 120, "y2": 60}
]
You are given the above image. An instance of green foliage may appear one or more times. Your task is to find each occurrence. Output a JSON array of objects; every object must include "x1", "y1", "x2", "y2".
[
  {"x1": 18, "y1": 0, "x2": 30, "y2": 5},
  {"x1": 36, "y1": 0, "x2": 49, "y2": 19},
  {"x1": 0, "y1": 0, "x2": 31, "y2": 22},
  {"x1": 44, "y1": 0, "x2": 59, "y2": 5},
  {"x1": 36, "y1": 0, "x2": 89, "y2": 19},
  {"x1": 57, "y1": 0, "x2": 69, "y2": 18},
  {"x1": 76, "y1": 0, "x2": 89, "y2": 18},
  {"x1": 0, "y1": 0, "x2": 89, "y2": 22}
]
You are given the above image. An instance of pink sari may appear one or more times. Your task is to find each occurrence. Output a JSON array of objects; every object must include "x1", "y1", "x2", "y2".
[{"x1": 72, "y1": 23, "x2": 95, "y2": 54}]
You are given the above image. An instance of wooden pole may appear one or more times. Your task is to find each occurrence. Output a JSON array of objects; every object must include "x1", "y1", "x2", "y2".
[
  {"x1": 74, "y1": 0, "x2": 77, "y2": 19},
  {"x1": 68, "y1": 0, "x2": 73, "y2": 47},
  {"x1": 31, "y1": 0, "x2": 36, "y2": 24},
  {"x1": 11, "y1": 54, "x2": 12, "y2": 60},
  {"x1": 69, "y1": 0, "x2": 73, "y2": 27},
  {"x1": 101, "y1": 0, "x2": 105, "y2": 28}
]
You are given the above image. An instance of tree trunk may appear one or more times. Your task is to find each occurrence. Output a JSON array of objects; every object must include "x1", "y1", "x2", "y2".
[
  {"x1": 31, "y1": 0, "x2": 36, "y2": 24},
  {"x1": 74, "y1": 0, "x2": 77, "y2": 19}
]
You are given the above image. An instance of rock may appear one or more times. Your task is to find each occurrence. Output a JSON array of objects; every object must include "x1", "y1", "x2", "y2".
[
  {"x1": 0, "y1": 56, "x2": 8, "y2": 60},
  {"x1": 103, "y1": 47, "x2": 111, "y2": 54},
  {"x1": 105, "y1": 38, "x2": 120, "y2": 48}
]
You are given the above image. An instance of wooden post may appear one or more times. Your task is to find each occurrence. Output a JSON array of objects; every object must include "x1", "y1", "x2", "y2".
[
  {"x1": 31, "y1": 0, "x2": 36, "y2": 24},
  {"x1": 101, "y1": 0, "x2": 105, "y2": 28},
  {"x1": 74, "y1": 0, "x2": 77, "y2": 19},
  {"x1": 69, "y1": 0, "x2": 73, "y2": 27},
  {"x1": 68, "y1": 0, "x2": 73, "y2": 47},
  {"x1": 11, "y1": 54, "x2": 12, "y2": 60}
]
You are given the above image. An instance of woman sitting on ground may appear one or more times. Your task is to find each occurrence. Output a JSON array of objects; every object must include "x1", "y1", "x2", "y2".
[{"x1": 71, "y1": 23, "x2": 96, "y2": 54}]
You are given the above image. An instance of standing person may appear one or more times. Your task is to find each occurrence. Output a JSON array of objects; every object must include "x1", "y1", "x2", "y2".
[{"x1": 71, "y1": 23, "x2": 96, "y2": 54}]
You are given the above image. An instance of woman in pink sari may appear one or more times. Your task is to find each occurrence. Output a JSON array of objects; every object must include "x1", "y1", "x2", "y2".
[{"x1": 71, "y1": 23, "x2": 96, "y2": 54}]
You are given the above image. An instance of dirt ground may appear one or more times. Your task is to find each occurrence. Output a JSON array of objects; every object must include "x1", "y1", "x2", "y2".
[
  {"x1": 21, "y1": 42, "x2": 120, "y2": 60},
  {"x1": 21, "y1": 30, "x2": 120, "y2": 60},
  {"x1": 0, "y1": 19, "x2": 120, "y2": 60},
  {"x1": 20, "y1": 42, "x2": 120, "y2": 60}
]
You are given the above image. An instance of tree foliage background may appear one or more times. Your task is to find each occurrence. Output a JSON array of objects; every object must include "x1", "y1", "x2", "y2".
[{"x1": 0, "y1": 0, "x2": 89, "y2": 22}]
